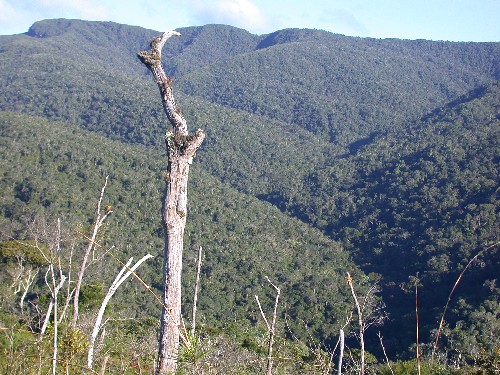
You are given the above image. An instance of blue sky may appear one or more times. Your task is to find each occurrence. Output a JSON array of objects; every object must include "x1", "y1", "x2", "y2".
[{"x1": 1, "y1": 0, "x2": 499, "y2": 42}]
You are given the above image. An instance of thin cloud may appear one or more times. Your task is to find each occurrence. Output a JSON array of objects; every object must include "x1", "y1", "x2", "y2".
[
  {"x1": 0, "y1": 0, "x2": 29, "y2": 30},
  {"x1": 191, "y1": 0, "x2": 267, "y2": 32},
  {"x1": 321, "y1": 8, "x2": 369, "y2": 37}
]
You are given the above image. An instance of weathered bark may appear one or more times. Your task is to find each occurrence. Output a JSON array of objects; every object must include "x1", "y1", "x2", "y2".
[{"x1": 138, "y1": 31, "x2": 205, "y2": 375}]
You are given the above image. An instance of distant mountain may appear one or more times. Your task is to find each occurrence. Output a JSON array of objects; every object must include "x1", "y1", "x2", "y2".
[
  {"x1": 0, "y1": 19, "x2": 498, "y2": 362},
  {"x1": 176, "y1": 27, "x2": 499, "y2": 145}
]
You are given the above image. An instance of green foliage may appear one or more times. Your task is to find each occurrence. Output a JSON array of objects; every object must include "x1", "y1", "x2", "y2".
[
  {"x1": 374, "y1": 359, "x2": 467, "y2": 375},
  {"x1": 0, "y1": 19, "x2": 498, "y2": 370},
  {"x1": 79, "y1": 281, "x2": 105, "y2": 309},
  {"x1": 57, "y1": 326, "x2": 89, "y2": 370},
  {"x1": 0, "y1": 110, "x2": 358, "y2": 344},
  {"x1": 178, "y1": 333, "x2": 213, "y2": 367},
  {"x1": 0, "y1": 240, "x2": 49, "y2": 266},
  {"x1": 0, "y1": 319, "x2": 38, "y2": 374}
]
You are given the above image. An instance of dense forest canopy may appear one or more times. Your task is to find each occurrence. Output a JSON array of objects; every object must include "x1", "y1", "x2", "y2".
[{"x1": 0, "y1": 19, "x2": 498, "y2": 372}]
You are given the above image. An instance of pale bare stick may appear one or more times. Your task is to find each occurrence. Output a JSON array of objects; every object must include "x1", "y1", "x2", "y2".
[
  {"x1": 191, "y1": 246, "x2": 203, "y2": 336},
  {"x1": 87, "y1": 254, "x2": 154, "y2": 369},
  {"x1": 255, "y1": 276, "x2": 281, "y2": 375}
]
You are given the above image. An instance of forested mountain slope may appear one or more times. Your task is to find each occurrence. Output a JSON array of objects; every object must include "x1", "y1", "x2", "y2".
[
  {"x1": 178, "y1": 28, "x2": 499, "y2": 145},
  {"x1": 0, "y1": 110, "x2": 360, "y2": 343},
  {"x1": 0, "y1": 19, "x2": 498, "y2": 365},
  {"x1": 306, "y1": 81, "x2": 500, "y2": 353}
]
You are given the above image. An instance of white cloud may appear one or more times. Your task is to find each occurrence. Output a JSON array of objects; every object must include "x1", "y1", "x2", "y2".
[
  {"x1": 216, "y1": 0, "x2": 262, "y2": 22},
  {"x1": 320, "y1": 8, "x2": 369, "y2": 37},
  {"x1": 190, "y1": 0, "x2": 267, "y2": 32}
]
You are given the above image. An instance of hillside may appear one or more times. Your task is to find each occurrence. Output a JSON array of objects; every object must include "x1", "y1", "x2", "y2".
[
  {"x1": 0, "y1": 19, "x2": 499, "y2": 370},
  {"x1": 0, "y1": 110, "x2": 362, "y2": 341},
  {"x1": 315, "y1": 81, "x2": 500, "y2": 352}
]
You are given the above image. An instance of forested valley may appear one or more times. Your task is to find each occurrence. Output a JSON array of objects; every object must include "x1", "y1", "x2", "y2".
[{"x1": 0, "y1": 19, "x2": 498, "y2": 373}]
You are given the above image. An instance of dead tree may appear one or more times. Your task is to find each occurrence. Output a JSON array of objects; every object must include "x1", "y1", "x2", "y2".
[
  {"x1": 9, "y1": 255, "x2": 39, "y2": 313},
  {"x1": 346, "y1": 272, "x2": 387, "y2": 375},
  {"x1": 138, "y1": 31, "x2": 205, "y2": 374},
  {"x1": 37, "y1": 219, "x2": 67, "y2": 375}
]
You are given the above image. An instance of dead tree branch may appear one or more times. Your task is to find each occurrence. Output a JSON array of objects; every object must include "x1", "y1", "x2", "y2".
[
  {"x1": 346, "y1": 272, "x2": 365, "y2": 375},
  {"x1": 255, "y1": 276, "x2": 281, "y2": 375},
  {"x1": 191, "y1": 246, "x2": 203, "y2": 336},
  {"x1": 431, "y1": 241, "x2": 500, "y2": 362},
  {"x1": 72, "y1": 176, "x2": 112, "y2": 329},
  {"x1": 87, "y1": 254, "x2": 154, "y2": 369}
]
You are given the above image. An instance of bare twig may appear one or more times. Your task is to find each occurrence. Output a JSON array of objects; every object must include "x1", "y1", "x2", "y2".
[
  {"x1": 255, "y1": 277, "x2": 281, "y2": 375},
  {"x1": 431, "y1": 241, "x2": 500, "y2": 362},
  {"x1": 377, "y1": 332, "x2": 394, "y2": 375},
  {"x1": 72, "y1": 176, "x2": 112, "y2": 329},
  {"x1": 76, "y1": 230, "x2": 190, "y2": 349},
  {"x1": 59, "y1": 244, "x2": 75, "y2": 323},
  {"x1": 191, "y1": 246, "x2": 203, "y2": 336},
  {"x1": 415, "y1": 273, "x2": 421, "y2": 375},
  {"x1": 42, "y1": 219, "x2": 67, "y2": 375},
  {"x1": 9, "y1": 256, "x2": 39, "y2": 312},
  {"x1": 325, "y1": 312, "x2": 352, "y2": 375},
  {"x1": 346, "y1": 272, "x2": 365, "y2": 375}
]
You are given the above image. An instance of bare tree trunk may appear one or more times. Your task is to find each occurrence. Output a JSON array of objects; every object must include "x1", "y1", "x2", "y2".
[
  {"x1": 337, "y1": 328, "x2": 345, "y2": 375},
  {"x1": 255, "y1": 277, "x2": 281, "y2": 375},
  {"x1": 138, "y1": 31, "x2": 205, "y2": 375},
  {"x1": 377, "y1": 332, "x2": 394, "y2": 375},
  {"x1": 10, "y1": 256, "x2": 39, "y2": 313},
  {"x1": 415, "y1": 274, "x2": 421, "y2": 375},
  {"x1": 36, "y1": 219, "x2": 67, "y2": 375},
  {"x1": 59, "y1": 244, "x2": 74, "y2": 324}
]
